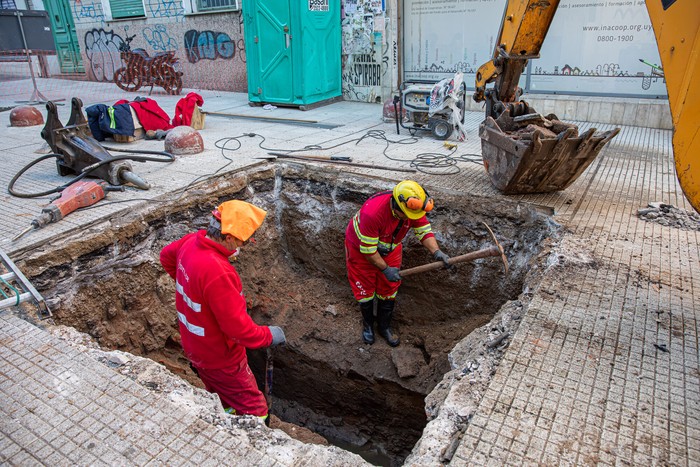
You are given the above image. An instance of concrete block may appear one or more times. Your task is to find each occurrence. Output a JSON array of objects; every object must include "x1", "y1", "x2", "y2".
[
  {"x1": 634, "y1": 103, "x2": 651, "y2": 127},
  {"x1": 622, "y1": 102, "x2": 638, "y2": 126},
  {"x1": 656, "y1": 102, "x2": 672, "y2": 129},
  {"x1": 588, "y1": 100, "x2": 603, "y2": 123},
  {"x1": 575, "y1": 100, "x2": 590, "y2": 121},
  {"x1": 9, "y1": 106, "x2": 44, "y2": 127},
  {"x1": 164, "y1": 126, "x2": 204, "y2": 155},
  {"x1": 564, "y1": 99, "x2": 577, "y2": 121},
  {"x1": 611, "y1": 102, "x2": 625, "y2": 125},
  {"x1": 553, "y1": 99, "x2": 567, "y2": 120},
  {"x1": 599, "y1": 101, "x2": 614, "y2": 124},
  {"x1": 646, "y1": 106, "x2": 663, "y2": 129},
  {"x1": 542, "y1": 98, "x2": 555, "y2": 116}
]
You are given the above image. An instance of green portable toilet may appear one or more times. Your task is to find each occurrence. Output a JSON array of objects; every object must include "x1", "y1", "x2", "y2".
[{"x1": 242, "y1": 0, "x2": 341, "y2": 109}]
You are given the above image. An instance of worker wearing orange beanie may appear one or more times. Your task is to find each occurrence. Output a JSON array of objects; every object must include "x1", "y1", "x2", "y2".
[{"x1": 160, "y1": 200, "x2": 285, "y2": 423}]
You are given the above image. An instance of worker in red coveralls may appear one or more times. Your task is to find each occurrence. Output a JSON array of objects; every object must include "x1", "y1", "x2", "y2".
[
  {"x1": 345, "y1": 181, "x2": 451, "y2": 347},
  {"x1": 160, "y1": 200, "x2": 285, "y2": 425}
]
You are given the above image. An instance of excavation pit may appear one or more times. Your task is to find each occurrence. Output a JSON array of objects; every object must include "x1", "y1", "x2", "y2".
[{"x1": 21, "y1": 165, "x2": 557, "y2": 466}]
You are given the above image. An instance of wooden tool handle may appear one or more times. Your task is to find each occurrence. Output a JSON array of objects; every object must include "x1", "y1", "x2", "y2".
[{"x1": 400, "y1": 246, "x2": 501, "y2": 277}]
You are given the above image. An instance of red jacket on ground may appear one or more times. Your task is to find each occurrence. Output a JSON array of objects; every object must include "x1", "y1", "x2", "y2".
[
  {"x1": 172, "y1": 92, "x2": 204, "y2": 126},
  {"x1": 160, "y1": 230, "x2": 272, "y2": 369},
  {"x1": 116, "y1": 98, "x2": 173, "y2": 131}
]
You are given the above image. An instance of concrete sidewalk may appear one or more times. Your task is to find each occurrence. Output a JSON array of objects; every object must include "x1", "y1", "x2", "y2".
[{"x1": 0, "y1": 79, "x2": 698, "y2": 466}]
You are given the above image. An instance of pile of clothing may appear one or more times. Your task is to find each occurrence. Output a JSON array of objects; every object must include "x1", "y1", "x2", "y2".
[{"x1": 85, "y1": 92, "x2": 203, "y2": 142}]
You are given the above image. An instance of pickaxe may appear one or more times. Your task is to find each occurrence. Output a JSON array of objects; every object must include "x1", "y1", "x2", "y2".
[{"x1": 400, "y1": 222, "x2": 509, "y2": 277}]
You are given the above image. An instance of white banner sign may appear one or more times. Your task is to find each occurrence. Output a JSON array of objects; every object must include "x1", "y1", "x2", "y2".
[
  {"x1": 403, "y1": 0, "x2": 503, "y2": 83},
  {"x1": 403, "y1": 0, "x2": 666, "y2": 97}
]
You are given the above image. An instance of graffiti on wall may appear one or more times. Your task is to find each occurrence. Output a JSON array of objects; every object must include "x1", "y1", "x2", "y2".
[
  {"x1": 342, "y1": 51, "x2": 383, "y2": 101},
  {"x1": 341, "y1": 0, "x2": 390, "y2": 102},
  {"x1": 143, "y1": 25, "x2": 178, "y2": 51},
  {"x1": 184, "y1": 30, "x2": 234, "y2": 63},
  {"x1": 73, "y1": 0, "x2": 105, "y2": 24},
  {"x1": 349, "y1": 53, "x2": 381, "y2": 87},
  {"x1": 84, "y1": 28, "x2": 125, "y2": 82},
  {"x1": 148, "y1": 0, "x2": 183, "y2": 19}
]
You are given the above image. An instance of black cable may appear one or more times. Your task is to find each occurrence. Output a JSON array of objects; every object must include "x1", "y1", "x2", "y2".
[
  {"x1": 220, "y1": 129, "x2": 482, "y2": 174},
  {"x1": 7, "y1": 154, "x2": 88, "y2": 198},
  {"x1": 7, "y1": 147, "x2": 175, "y2": 199}
]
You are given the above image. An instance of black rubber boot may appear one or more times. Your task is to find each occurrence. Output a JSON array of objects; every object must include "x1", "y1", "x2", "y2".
[
  {"x1": 360, "y1": 300, "x2": 375, "y2": 344},
  {"x1": 377, "y1": 299, "x2": 400, "y2": 347}
]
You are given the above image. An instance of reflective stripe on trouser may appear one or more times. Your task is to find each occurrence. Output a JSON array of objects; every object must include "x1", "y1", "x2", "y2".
[
  {"x1": 194, "y1": 360, "x2": 268, "y2": 417},
  {"x1": 224, "y1": 407, "x2": 268, "y2": 422},
  {"x1": 345, "y1": 240, "x2": 402, "y2": 302}
]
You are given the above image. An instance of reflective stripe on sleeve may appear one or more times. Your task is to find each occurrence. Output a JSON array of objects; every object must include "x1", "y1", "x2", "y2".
[
  {"x1": 176, "y1": 281, "x2": 202, "y2": 312},
  {"x1": 413, "y1": 224, "x2": 432, "y2": 241},
  {"x1": 360, "y1": 244, "x2": 378, "y2": 254},
  {"x1": 178, "y1": 312, "x2": 205, "y2": 336},
  {"x1": 353, "y1": 212, "x2": 378, "y2": 245}
]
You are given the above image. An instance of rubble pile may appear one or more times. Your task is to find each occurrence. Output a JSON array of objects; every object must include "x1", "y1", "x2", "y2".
[{"x1": 638, "y1": 202, "x2": 700, "y2": 231}]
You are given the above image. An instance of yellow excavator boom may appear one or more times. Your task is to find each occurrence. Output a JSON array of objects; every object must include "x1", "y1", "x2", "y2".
[{"x1": 646, "y1": 0, "x2": 700, "y2": 213}]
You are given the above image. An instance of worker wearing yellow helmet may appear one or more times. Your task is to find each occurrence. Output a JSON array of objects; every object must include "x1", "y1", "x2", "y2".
[{"x1": 345, "y1": 180, "x2": 452, "y2": 346}]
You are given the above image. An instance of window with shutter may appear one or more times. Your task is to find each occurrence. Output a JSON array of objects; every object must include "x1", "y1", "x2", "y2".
[
  {"x1": 110, "y1": 0, "x2": 145, "y2": 19},
  {"x1": 196, "y1": 0, "x2": 237, "y2": 12}
]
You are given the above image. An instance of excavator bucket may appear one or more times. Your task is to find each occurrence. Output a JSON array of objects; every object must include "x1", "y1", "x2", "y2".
[{"x1": 479, "y1": 107, "x2": 620, "y2": 194}]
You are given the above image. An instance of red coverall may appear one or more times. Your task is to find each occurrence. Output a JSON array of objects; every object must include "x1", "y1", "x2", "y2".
[
  {"x1": 345, "y1": 192, "x2": 434, "y2": 301},
  {"x1": 115, "y1": 98, "x2": 173, "y2": 131},
  {"x1": 172, "y1": 92, "x2": 204, "y2": 126},
  {"x1": 160, "y1": 230, "x2": 272, "y2": 416}
]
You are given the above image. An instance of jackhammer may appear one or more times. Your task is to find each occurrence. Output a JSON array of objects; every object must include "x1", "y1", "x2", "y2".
[{"x1": 12, "y1": 180, "x2": 124, "y2": 241}]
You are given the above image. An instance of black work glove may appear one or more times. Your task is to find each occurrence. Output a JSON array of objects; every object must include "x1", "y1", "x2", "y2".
[
  {"x1": 382, "y1": 266, "x2": 402, "y2": 282},
  {"x1": 433, "y1": 250, "x2": 453, "y2": 269},
  {"x1": 269, "y1": 326, "x2": 286, "y2": 347}
]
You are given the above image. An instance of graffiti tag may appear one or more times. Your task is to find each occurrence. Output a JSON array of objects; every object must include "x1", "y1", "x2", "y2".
[
  {"x1": 148, "y1": 0, "x2": 183, "y2": 19},
  {"x1": 84, "y1": 29, "x2": 125, "y2": 82},
  {"x1": 350, "y1": 53, "x2": 381, "y2": 86},
  {"x1": 73, "y1": 0, "x2": 105, "y2": 23},
  {"x1": 183, "y1": 30, "x2": 234, "y2": 63},
  {"x1": 143, "y1": 25, "x2": 178, "y2": 51}
]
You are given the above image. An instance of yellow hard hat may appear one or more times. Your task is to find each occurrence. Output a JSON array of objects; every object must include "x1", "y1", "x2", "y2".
[
  {"x1": 212, "y1": 200, "x2": 267, "y2": 241},
  {"x1": 392, "y1": 180, "x2": 434, "y2": 220}
]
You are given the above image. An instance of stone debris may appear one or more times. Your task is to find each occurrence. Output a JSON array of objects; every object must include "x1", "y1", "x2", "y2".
[
  {"x1": 391, "y1": 345, "x2": 426, "y2": 378},
  {"x1": 105, "y1": 350, "x2": 131, "y2": 366},
  {"x1": 638, "y1": 202, "x2": 700, "y2": 231}
]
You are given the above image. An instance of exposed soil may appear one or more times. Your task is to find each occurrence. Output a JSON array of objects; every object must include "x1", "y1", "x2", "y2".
[{"x1": 17, "y1": 165, "x2": 557, "y2": 465}]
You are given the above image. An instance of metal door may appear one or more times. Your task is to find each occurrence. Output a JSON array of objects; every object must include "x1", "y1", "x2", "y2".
[
  {"x1": 43, "y1": 0, "x2": 84, "y2": 73},
  {"x1": 245, "y1": 0, "x2": 293, "y2": 103}
]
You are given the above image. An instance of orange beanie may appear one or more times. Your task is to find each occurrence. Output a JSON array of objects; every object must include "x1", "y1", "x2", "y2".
[{"x1": 215, "y1": 200, "x2": 267, "y2": 241}]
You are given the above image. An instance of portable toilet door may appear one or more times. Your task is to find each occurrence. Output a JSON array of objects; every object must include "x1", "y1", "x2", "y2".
[{"x1": 242, "y1": 0, "x2": 341, "y2": 107}]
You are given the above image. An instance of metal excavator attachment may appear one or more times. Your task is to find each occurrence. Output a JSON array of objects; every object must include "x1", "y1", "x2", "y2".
[
  {"x1": 40, "y1": 97, "x2": 150, "y2": 189},
  {"x1": 479, "y1": 102, "x2": 620, "y2": 194},
  {"x1": 473, "y1": 0, "x2": 620, "y2": 195}
]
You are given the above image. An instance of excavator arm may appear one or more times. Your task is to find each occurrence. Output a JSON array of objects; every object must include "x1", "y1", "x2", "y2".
[
  {"x1": 474, "y1": 0, "x2": 559, "y2": 118},
  {"x1": 474, "y1": 0, "x2": 700, "y2": 213}
]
